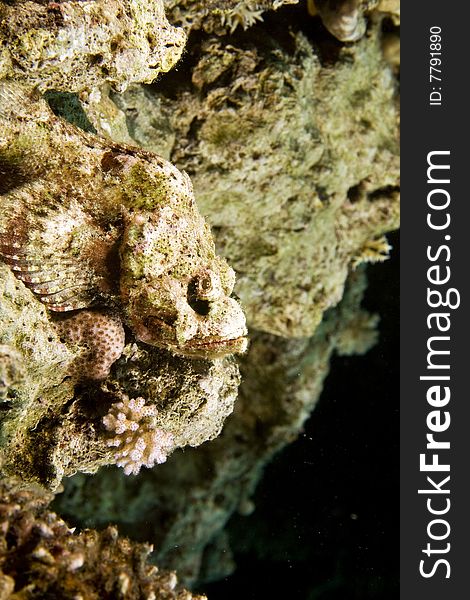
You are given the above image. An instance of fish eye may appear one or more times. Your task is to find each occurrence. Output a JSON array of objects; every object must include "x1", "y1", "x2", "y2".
[
  {"x1": 187, "y1": 277, "x2": 211, "y2": 316},
  {"x1": 199, "y1": 275, "x2": 213, "y2": 294},
  {"x1": 193, "y1": 270, "x2": 222, "y2": 299}
]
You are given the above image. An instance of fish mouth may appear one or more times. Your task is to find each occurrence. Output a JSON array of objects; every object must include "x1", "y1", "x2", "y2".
[
  {"x1": 136, "y1": 315, "x2": 248, "y2": 359},
  {"x1": 174, "y1": 334, "x2": 249, "y2": 359}
]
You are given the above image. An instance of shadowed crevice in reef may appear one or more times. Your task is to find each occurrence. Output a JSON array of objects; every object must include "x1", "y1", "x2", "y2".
[{"x1": 204, "y1": 230, "x2": 399, "y2": 599}]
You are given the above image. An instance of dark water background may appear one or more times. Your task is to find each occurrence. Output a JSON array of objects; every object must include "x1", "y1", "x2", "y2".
[{"x1": 204, "y1": 230, "x2": 399, "y2": 599}]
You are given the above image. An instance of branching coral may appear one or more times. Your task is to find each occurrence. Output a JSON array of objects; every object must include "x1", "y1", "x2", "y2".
[
  {"x1": 163, "y1": 0, "x2": 298, "y2": 35},
  {"x1": 220, "y1": 2, "x2": 265, "y2": 33},
  {"x1": 103, "y1": 394, "x2": 174, "y2": 475},
  {"x1": 351, "y1": 235, "x2": 392, "y2": 269},
  {"x1": 54, "y1": 310, "x2": 125, "y2": 380},
  {"x1": 0, "y1": 478, "x2": 206, "y2": 599}
]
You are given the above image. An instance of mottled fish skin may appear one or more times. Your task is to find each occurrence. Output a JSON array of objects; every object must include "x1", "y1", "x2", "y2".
[{"x1": 0, "y1": 82, "x2": 248, "y2": 359}]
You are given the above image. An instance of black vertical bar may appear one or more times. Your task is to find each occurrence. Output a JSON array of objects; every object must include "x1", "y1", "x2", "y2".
[{"x1": 401, "y1": 2, "x2": 469, "y2": 597}]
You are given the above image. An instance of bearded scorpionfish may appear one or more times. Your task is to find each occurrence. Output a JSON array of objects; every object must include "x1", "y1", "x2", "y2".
[{"x1": 0, "y1": 82, "x2": 248, "y2": 366}]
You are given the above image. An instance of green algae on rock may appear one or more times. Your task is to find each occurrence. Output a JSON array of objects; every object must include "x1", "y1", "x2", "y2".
[
  {"x1": 0, "y1": 82, "x2": 247, "y2": 363},
  {"x1": 0, "y1": 0, "x2": 186, "y2": 93},
  {"x1": 110, "y1": 21, "x2": 399, "y2": 338},
  {"x1": 0, "y1": 477, "x2": 206, "y2": 600},
  {"x1": 0, "y1": 0, "x2": 399, "y2": 592}
]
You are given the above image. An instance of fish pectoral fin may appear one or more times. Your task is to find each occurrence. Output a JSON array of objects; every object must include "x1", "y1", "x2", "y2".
[
  {"x1": 0, "y1": 248, "x2": 99, "y2": 311},
  {"x1": 0, "y1": 194, "x2": 118, "y2": 311}
]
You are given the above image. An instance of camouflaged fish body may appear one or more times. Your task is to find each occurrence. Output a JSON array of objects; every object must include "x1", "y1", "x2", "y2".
[{"x1": 0, "y1": 83, "x2": 247, "y2": 359}]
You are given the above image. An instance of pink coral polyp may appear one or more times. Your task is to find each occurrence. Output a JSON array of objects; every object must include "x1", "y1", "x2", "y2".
[{"x1": 103, "y1": 395, "x2": 174, "y2": 475}]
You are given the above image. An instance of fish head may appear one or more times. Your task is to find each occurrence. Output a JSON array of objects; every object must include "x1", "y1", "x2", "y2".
[{"x1": 120, "y1": 206, "x2": 248, "y2": 359}]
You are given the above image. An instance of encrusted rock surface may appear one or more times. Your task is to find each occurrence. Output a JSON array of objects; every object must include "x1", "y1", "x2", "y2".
[
  {"x1": 0, "y1": 0, "x2": 399, "y2": 593},
  {"x1": 0, "y1": 478, "x2": 206, "y2": 600},
  {"x1": 0, "y1": 267, "x2": 240, "y2": 488},
  {"x1": 111, "y1": 20, "x2": 399, "y2": 337},
  {"x1": 0, "y1": 264, "x2": 75, "y2": 449},
  {"x1": 0, "y1": 0, "x2": 186, "y2": 92},
  {"x1": 56, "y1": 268, "x2": 379, "y2": 583}
]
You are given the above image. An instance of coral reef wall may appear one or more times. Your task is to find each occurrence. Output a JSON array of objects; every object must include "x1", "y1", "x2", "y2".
[
  {"x1": 0, "y1": 478, "x2": 206, "y2": 599},
  {"x1": 110, "y1": 16, "x2": 399, "y2": 337},
  {"x1": 0, "y1": 0, "x2": 186, "y2": 92},
  {"x1": 1, "y1": 0, "x2": 399, "y2": 594},
  {"x1": 56, "y1": 268, "x2": 382, "y2": 583}
]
